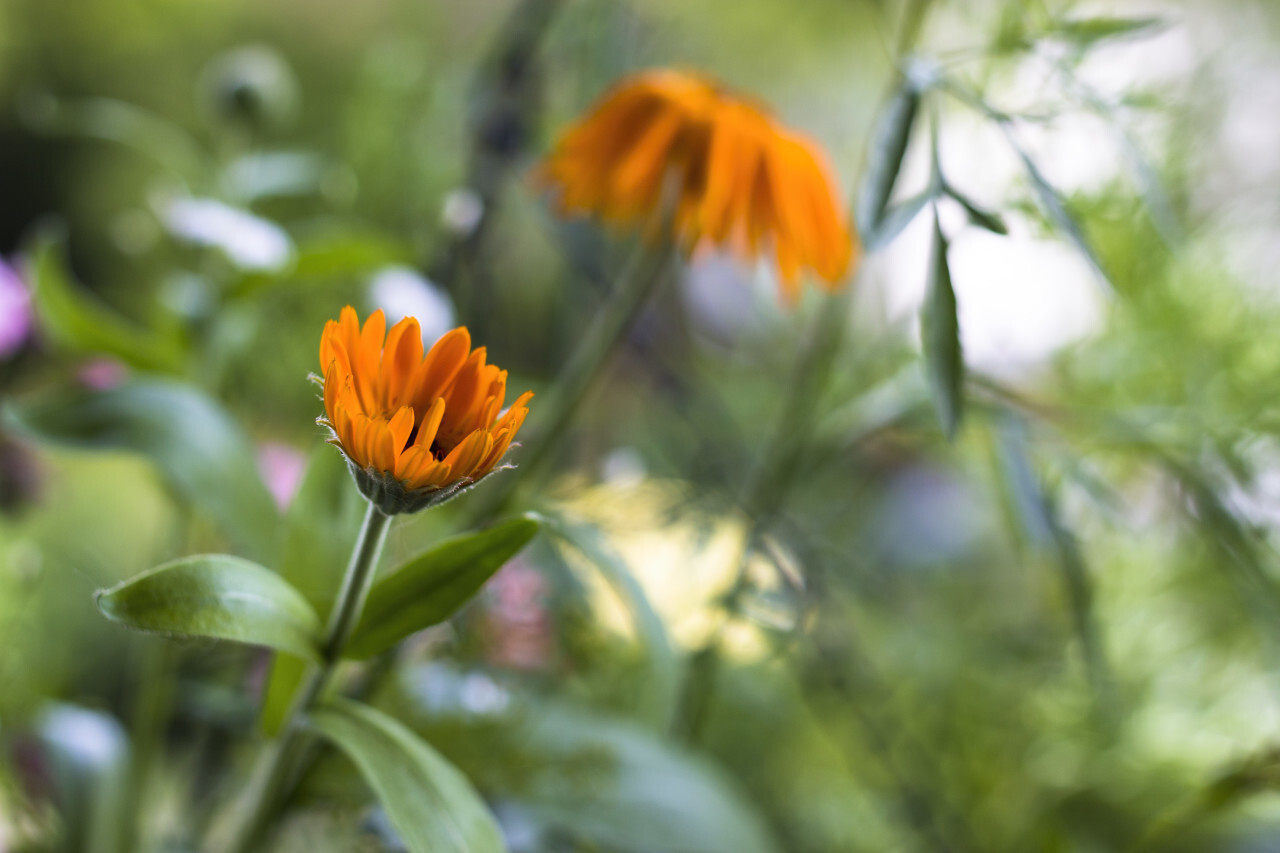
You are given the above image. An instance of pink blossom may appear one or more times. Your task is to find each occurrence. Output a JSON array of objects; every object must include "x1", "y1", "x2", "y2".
[
  {"x1": 257, "y1": 442, "x2": 307, "y2": 511},
  {"x1": 0, "y1": 260, "x2": 32, "y2": 360},
  {"x1": 77, "y1": 359, "x2": 129, "y2": 390},
  {"x1": 483, "y1": 559, "x2": 554, "y2": 671}
]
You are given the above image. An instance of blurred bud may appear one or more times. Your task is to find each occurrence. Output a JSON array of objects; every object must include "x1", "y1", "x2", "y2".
[
  {"x1": 76, "y1": 358, "x2": 129, "y2": 391},
  {"x1": 257, "y1": 442, "x2": 307, "y2": 511},
  {"x1": 0, "y1": 259, "x2": 32, "y2": 360},
  {"x1": 440, "y1": 187, "x2": 485, "y2": 239},
  {"x1": 199, "y1": 45, "x2": 300, "y2": 132},
  {"x1": 368, "y1": 266, "x2": 456, "y2": 345}
]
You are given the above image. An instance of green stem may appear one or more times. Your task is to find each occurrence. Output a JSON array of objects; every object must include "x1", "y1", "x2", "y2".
[
  {"x1": 219, "y1": 502, "x2": 392, "y2": 853},
  {"x1": 675, "y1": 0, "x2": 940, "y2": 746},
  {"x1": 466, "y1": 240, "x2": 674, "y2": 522},
  {"x1": 738, "y1": 289, "x2": 852, "y2": 522},
  {"x1": 674, "y1": 292, "x2": 849, "y2": 743},
  {"x1": 321, "y1": 503, "x2": 394, "y2": 660}
]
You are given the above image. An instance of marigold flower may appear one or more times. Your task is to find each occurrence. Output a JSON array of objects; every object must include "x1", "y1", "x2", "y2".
[
  {"x1": 319, "y1": 306, "x2": 532, "y2": 515},
  {"x1": 538, "y1": 69, "x2": 858, "y2": 301}
]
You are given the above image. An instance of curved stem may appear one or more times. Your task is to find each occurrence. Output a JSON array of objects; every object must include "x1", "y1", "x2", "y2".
[{"x1": 218, "y1": 502, "x2": 392, "y2": 853}]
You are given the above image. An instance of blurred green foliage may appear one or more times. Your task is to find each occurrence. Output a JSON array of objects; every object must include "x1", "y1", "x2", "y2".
[{"x1": 4, "y1": 0, "x2": 1280, "y2": 851}]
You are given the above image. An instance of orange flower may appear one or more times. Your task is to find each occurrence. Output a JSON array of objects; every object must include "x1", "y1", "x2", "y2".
[
  {"x1": 538, "y1": 69, "x2": 857, "y2": 301},
  {"x1": 319, "y1": 307, "x2": 532, "y2": 514}
]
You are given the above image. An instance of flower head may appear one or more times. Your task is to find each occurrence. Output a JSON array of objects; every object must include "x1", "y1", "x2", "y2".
[
  {"x1": 538, "y1": 69, "x2": 858, "y2": 302},
  {"x1": 319, "y1": 307, "x2": 532, "y2": 515}
]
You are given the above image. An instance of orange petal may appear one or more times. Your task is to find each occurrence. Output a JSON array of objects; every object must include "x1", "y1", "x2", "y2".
[
  {"x1": 413, "y1": 327, "x2": 471, "y2": 410},
  {"x1": 411, "y1": 396, "x2": 447, "y2": 450},
  {"x1": 440, "y1": 430, "x2": 493, "y2": 481},
  {"x1": 381, "y1": 317, "x2": 424, "y2": 409}
]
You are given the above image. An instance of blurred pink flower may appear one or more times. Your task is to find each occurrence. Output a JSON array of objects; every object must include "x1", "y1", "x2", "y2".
[
  {"x1": 482, "y1": 559, "x2": 554, "y2": 671},
  {"x1": 76, "y1": 359, "x2": 129, "y2": 390},
  {"x1": 0, "y1": 260, "x2": 32, "y2": 360},
  {"x1": 256, "y1": 442, "x2": 307, "y2": 511}
]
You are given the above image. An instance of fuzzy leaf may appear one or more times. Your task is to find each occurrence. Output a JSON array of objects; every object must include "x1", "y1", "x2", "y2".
[{"x1": 96, "y1": 554, "x2": 322, "y2": 661}]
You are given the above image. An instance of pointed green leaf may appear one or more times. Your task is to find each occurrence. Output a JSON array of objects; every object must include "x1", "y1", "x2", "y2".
[
  {"x1": 995, "y1": 416, "x2": 1109, "y2": 696},
  {"x1": 1053, "y1": 16, "x2": 1166, "y2": 46},
  {"x1": 1008, "y1": 138, "x2": 1109, "y2": 287},
  {"x1": 26, "y1": 230, "x2": 185, "y2": 372},
  {"x1": 261, "y1": 447, "x2": 364, "y2": 735},
  {"x1": 857, "y1": 80, "x2": 920, "y2": 241},
  {"x1": 865, "y1": 189, "x2": 934, "y2": 250},
  {"x1": 344, "y1": 514, "x2": 541, "y2": 659},
  {"x1": 921, "y1": 210, "x2": 963, "y2": 438},
  {"x1": 96, "y1": 555, "x2": 322, "y2": 661},
  {"x1": 4, "y1": 379, "x2": 281, "y2": 558},
  {"x1": 309, "y1": 698, "x2": 506, "y2": 853},
  {"x1": 943, "y1": 184, "x2": 1008, "y2": 235}
]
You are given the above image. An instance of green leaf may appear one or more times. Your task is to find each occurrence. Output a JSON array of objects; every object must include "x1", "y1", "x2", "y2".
[
  {"x1": 518, "y1": 701, "x2": 780, "y2": 853},
  {"x1": 857, "y1": 79, "x2": 920, "y2": 242},
  {"x1": 344, "y1": 514, "x2": 541, "y2": 659},
  {"x1": 543, "y1": 516, "x2": 680, "y2": 732},
  {"x1": 388, "y1": 667, "x2": 780, "y2": 853},
  {"x1": 943, "y1": 184, "x2": 1008, "y2": 235},
  {"x1": 1053, "y1": 16, "x2": 1166, "y2": 46},
  {"x1": 865, "y1": 189, "x2": 934, "y2": 250},
  {"x1": 261, "y1": 653, "x2": 308, "y2": 736},
  {"x1": 26, "y1": 230, "x2": 185, "y2": 372},
  {"x1": 4, "y1": 379, "x2": 281, "y2": 558},
  {"x1": 920, "y1": 210, "x2": 963, "y2": 438},
  {"x1": 995, "y1": 416, "x2": 1109, "y2": 697},
  {"x1": 96, "y1": 554, "x2": 323, "y2": 660},
  {"x1": 261, "y1": 447, "x2": 364, "y2": 735},
  {"x1": 1006, "y1": 135, "x2": 1109, "y2": 287},
  {"x1": 309, "y1": 698, "x2": 506, "y2": 853}
]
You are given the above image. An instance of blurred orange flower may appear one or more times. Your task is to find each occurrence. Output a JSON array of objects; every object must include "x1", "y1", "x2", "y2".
[
  {"x1": 319, "y1": 307, "x2": 532, "y2": 513},
  {"x1": 538, "y1": 69, "x2": 857, "y2": 301}
]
